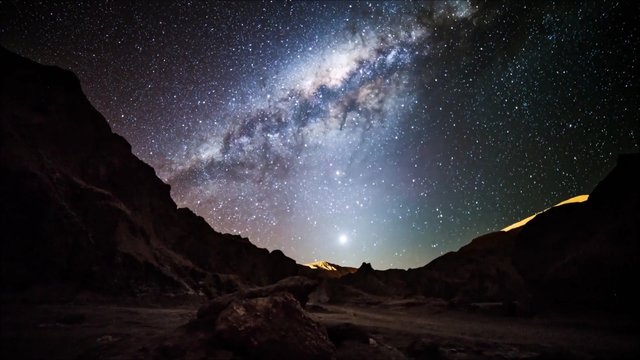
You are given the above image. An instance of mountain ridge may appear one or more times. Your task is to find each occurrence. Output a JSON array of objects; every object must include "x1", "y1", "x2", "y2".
[
  {"x1": 0, "y1": 46, "x2": 298, "y2": 299},
  {"x1": 502, "y1": 194, "x2": 589, "y2": 231},
  {"x1": 318, "y1": 154, "x2": 640, "y2": 312}
]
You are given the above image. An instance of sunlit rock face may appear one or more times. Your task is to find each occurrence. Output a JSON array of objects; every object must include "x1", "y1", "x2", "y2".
[
  {"x1": 502, "y1": 195, "x2": 589, "y2": 231},
  {"x1": 306, "y1": 261, "x2": 341, "y2": 271},
  {"x1": 301, "y1": 261, "x2": 357, "y2": 279}
]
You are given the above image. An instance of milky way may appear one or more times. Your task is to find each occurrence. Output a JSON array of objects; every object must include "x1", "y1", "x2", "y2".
[
  {"x1": 2, "y1": 1, "x2": 638, "y2": 268},
  {"x1": 164, "y1": 2, "x2": 464, "y2": 267}
]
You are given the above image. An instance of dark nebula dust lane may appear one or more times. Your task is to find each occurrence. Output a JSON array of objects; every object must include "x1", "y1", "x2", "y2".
[{"x1": 2, "y1": 1, "x2": 638, "y2": 268}]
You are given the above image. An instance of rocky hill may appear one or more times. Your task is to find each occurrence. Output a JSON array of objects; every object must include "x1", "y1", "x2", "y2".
[
  {"x1": 323, "y1": 153, "x2": 640, "y2": 312},
  {"x1": 512, "y1": 153, "x2": 640, "y2": 311},
  {"x1": 0, "y1": 47, "x2": 298, "y2": 299}
]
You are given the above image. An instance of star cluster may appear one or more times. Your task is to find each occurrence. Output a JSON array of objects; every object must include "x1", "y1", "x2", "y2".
[{"x1": 2, "y1": 1, "x2": 638, "y2": 268}]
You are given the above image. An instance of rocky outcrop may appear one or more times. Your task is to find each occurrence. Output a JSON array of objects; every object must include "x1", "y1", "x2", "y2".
[
  {"x1": 338, "y1": 263, "x2": 400, "y2": 297},
  {"x1": 245, "y1": 275, "x2": 318, "y2": 306},
  {"x1": 323, "y1": 241, "x2": 528, "y2": 306},
  {"x1": 408, "y1": 229, "x2": 528, "y2": 304},
  {"x1": 158, "y1": 290, "x2": 335, "y2": 360},
  {"x1": 0, "y1": 47, "x2": 298, "y2": 298},
  {"x1": 214, "y1": 292, "x2": 335, "y2": 359},
  {"x1": 197, "y1": 276, "x2": 319, "y2": 320}
]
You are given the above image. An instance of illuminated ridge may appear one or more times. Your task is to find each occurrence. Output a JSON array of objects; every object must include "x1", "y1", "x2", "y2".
[
  {"x1": 502, "y1": 195, "x2": 589, "y2": 232},
  {"x1": 304, "y1": 261, "x2": 338, "y2": 271}
]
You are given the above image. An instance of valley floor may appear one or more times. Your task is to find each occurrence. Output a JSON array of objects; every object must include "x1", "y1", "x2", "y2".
[
  {"x1": 311, "y1": 303, "x2": 640, "y2": 359},
  {"x1": 1, "y1": 301, "x2": 638, "y2": 359},
  {"x1": 0, "y1": 303, "x2": 194, "y2": 359}
]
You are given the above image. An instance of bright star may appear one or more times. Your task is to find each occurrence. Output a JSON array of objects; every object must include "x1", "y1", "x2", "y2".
[{"x1": 338, "y1": 234, "x2": 348, "y2": 245}]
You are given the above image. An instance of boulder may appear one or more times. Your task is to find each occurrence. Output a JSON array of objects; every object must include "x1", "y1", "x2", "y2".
[{"x1": 213, "y1": 292, "x2": 335, "y2": 360}]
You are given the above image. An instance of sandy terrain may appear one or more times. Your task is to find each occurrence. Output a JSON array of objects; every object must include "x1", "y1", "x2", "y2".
[
  {"x1": 1, "y1": 301, "x2": 638, "y2": 359},
  {"x1": 0, "y1": 303, "x2": 195, "y2": 359},
  {"x1": 310, "y1": 303, "x2": 640, "y2": 359}
]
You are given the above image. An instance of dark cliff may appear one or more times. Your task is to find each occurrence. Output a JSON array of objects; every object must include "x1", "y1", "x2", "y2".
[{"x1": 0, "y1": 47, "x2": 297, "y2": 298}]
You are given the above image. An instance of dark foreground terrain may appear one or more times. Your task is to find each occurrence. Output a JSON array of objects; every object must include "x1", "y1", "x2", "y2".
[{"x1": 2, "y1": 301, "x2": 638, "y2": 359}]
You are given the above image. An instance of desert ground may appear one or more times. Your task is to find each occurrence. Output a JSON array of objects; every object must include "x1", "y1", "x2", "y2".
[{"x1": 2, "y1": 300, "x2": 638, "y2": 359}]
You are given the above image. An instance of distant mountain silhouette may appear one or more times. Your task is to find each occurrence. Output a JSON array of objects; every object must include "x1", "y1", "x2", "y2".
[
  {"x1": 324, "y1": 154, "x2": 640, "y2": 313},
  {"x1": 0, "y1": 47, "x2": 298, "y2": 299}
]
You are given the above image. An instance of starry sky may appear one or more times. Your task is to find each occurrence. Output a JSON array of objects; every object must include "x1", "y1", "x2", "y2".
[{"x1": 2, "y1": 1, "x2": 638, "y2": 269}]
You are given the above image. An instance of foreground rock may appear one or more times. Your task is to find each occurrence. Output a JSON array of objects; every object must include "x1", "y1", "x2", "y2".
[
  {"x1": 214, "y1": 293, "x2": 335, "y2": 359},
  {"x1": 0, "y1": 47, "x2": 298, "y2": 299},
  {"x1": 156, "y1": 288, "x2": 335, "y2": 360}
]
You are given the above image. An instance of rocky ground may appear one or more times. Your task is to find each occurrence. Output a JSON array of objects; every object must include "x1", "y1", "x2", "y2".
[
  {"x1": 0, "y1": 303, "x2": 193, "y2": 359},
  {"x1": 312, "y1": 302, "x2": 640, "y2": 359},
  {"x1": 2, "y1": 299, "x2": 638, "y2": 359}
]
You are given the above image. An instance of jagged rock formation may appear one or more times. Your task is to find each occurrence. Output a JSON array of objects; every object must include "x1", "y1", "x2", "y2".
[
  {"x1": 159, "y1": 286, "x2": 335, "y2": 360},
  {"x1": 0, "y1": 47, "x2": 298, "y2": 298},
  {"x1": 212, "y1": 293, "x2": 335, "y2": 360},
  {"x1": 196, "y1": 275, "x2": 319, "y2": 320}
]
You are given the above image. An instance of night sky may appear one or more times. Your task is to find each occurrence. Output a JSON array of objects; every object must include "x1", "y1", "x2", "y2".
[{"x1": 1, "y1": 1, "x2": 638, "y2": 269}]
